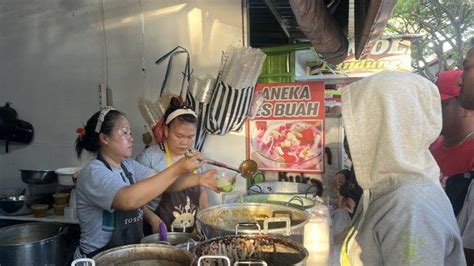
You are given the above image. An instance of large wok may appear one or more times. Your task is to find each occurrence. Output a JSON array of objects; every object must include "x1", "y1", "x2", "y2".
[
  {"x1": 71, "y1": 244, "x2": 193, "y2": 266},
  {"x1": 196, "y1": 203, "x2": 309, "y2": 244},
  {"x1": 194, "y1": 234, "x2": 308, "y2": 266}
]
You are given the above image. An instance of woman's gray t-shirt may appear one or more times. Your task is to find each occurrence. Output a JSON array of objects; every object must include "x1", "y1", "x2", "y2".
[{"x1": 76, "y1": 158, "x2": 154, "y2": 254}]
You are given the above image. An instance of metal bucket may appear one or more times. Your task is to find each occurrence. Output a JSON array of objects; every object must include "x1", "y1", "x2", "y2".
[
  {"x1": 196, "y1": 203, "x2": 309, "y2": 244},
  {"x1": 72, "y1": 244, "x2": 194, "y2": 266},
  {"x1": 0, "y1": 222, "x2": 67, "y2": 266},
  {"x1": 194, "y1": 234, "x2": 308, "y2": 266}
]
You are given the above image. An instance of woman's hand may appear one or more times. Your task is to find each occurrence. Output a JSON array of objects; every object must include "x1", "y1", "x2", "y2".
[
  {"x1": 174, "y1": 153, "x2": 205, "y2": 175},
  {"x1": 199, "y1": 169, "x2": 217, "y2": 191},
  {"x1": 150, "y1": 220, "x2": 163, "y2": 234},
  {"x1": 143, "y1": 207, "x2": 163, "y2": 234}
]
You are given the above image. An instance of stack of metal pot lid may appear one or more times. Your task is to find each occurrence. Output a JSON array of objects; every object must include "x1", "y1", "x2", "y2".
[
  {"x1": 195, "y1": 234, "x2": 309, "y2": 266},
  {"x1": 248, "y1": 181, "x2": 323, "y2": 199},
  {"x1": 243, "y1": 194, "x2": 315, "y2": 211},
  {"x1": 222, "y1": 192, "x2": 316, "y2": 212},
  {"x1": 196, "y1": 203, "x2": 309, "y2": 244}
]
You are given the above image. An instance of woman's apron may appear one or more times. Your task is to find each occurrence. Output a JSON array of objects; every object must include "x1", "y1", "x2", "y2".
[
  {"x1": 80, "y1": 154, "x2": 144, "y2": 258},
  {"x1": 155, "y1": 143, "x2": 200, "y2": 233}
]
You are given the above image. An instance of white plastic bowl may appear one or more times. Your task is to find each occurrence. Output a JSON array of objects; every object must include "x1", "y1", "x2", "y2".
[{"x1": 55, "y1": 167, "x2": 81, "y2": 186}]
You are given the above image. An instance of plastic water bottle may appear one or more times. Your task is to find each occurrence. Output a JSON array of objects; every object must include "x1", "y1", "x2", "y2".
[{"x1": 304, "y1": 202, "x2": 331, "y2": 266}]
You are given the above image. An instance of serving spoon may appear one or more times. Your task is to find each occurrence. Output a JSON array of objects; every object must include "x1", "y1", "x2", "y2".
[{"x1": 185, "y1": 150, "x2": 258, "y2": 177}]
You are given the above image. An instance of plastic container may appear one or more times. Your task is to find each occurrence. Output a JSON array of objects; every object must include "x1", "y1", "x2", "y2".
[
  {"x1": 304, "y1": 203, "x2": 331, "y2": 266},
  {"x1": 53, "y1": 204, "x2": 68, "y2": 216},
  {"x1": 31, "y1": 204, "x2": 49, "y2": 217},
  {"x1": 216, "y1": 171, "x2": 237, "y2": 193},
  {"x1": 53, "y1": 193, "x2": 69, "y2": 205},
  {"x1": 55, "y1": 167, "x2": 81, "y2": 186}
]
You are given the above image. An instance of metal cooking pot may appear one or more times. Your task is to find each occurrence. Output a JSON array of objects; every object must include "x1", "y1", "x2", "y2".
[
  {"x1": 194, "y1": 234, "x2": 308, "y2": 266},
  {"x1": 248, "y1": 181, "x2": 322, "y2": 198},
  {"x1": 243, "y1": 195, "x2": 315, "y2": 211},
  {"x1": 141, "y1": 232, "x2": 201, "y2": 253},
  {"x1": 72, "y1": 243, "x2": 193, "y2": 266},
  {"x1": 0, "y1": 195, "x2": 26, "y2": 213},
  {"x1": 0, "y1": 222, "x2": 67, "y2": 266},
  {"x1": 196, "y1": 203, "x2": 309, "y2": 244},
  {"x1": 20, "y1": 170, "x2": 58, "y2": 184}
]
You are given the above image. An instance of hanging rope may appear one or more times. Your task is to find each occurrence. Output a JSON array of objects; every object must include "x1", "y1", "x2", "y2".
[{"x1": 99, "y1": 0, "x2": 109, "y2": 86}]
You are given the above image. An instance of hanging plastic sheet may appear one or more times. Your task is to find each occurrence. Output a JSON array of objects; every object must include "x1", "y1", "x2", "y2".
[
  {"x1": 186, "y1": 76, "x2": 216, "y2": 151},
  {"x1": 205, "y1": 47, "x2": 266, "y2": 135}
]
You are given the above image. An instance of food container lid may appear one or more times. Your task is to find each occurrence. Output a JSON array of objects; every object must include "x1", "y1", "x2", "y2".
[
  {"x1": 55, "y1": 167, "x2": 81, "y2": 175},
  {"x1": 53, "y1": 193, "x2": 70, "y2": 198},
  {"x1": 31, "y1": 204, "x2": 48, "y2": 209}
]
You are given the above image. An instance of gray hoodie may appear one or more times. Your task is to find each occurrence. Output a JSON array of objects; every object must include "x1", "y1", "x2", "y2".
[{"x1": 340, "y1": 71, "x2": 466, "y2": 265}]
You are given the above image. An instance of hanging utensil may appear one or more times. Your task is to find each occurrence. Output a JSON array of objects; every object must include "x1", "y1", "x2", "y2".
[
  {"x1": 206, "y1": 159, "x2": 241, "y2": 173},
  {"x1": 185, "y1": 150, "x2": 259, "y2": 182},
  {"x1": 239, "y1": 159, "x2": 258, "y2": 177},
  {"x1": 185, "y1": 149, "x2": 240, "y2": 173}
]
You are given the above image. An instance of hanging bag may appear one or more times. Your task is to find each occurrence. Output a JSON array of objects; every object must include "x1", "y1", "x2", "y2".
[
  {"x1": 155, "y1": 46, "x2": 192, "y2": 108},
  {"x1": 186, "y1": 76, "x2": 215, "y2": 151},
  {"x1": 204, "y1": 47, "x2": 266, "y2": 135},
  {"x1": 205, "y1": 78, "x2": 254, "y2": 134},
  {"x1": 154, "y1": 46, "x2": 208, "y2": 150}
]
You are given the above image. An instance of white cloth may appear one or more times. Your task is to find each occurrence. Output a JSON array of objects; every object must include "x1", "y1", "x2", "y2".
[{"x1": 341, "y1": 71, "x2": 465, "y2": 265}]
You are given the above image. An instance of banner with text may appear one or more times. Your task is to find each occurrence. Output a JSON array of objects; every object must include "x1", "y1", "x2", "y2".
[
  {"x1": 246, "y1": 82, "x2": 325, "y2": 173},
  {"x1": 304, "y1": 37, "x2": 413, "y2": 76}
]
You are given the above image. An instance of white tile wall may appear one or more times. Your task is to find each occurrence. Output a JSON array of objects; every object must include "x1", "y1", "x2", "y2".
[{"x1": 0, "y1": 0, "x2": 244, "y2": 191}]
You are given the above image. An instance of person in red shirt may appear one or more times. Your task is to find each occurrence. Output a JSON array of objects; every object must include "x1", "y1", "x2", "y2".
[
  {"x1": 460, "y1": 47, "x2": 474, "y2": 110},
  {"x1": 430, "y1": 69, "x2": 474, "y2": 265},
  {"x1": 430, "y1": 70, "x2": 474, "y2": 180}
]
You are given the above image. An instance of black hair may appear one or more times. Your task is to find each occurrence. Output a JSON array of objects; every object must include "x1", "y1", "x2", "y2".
[
  {"x1": 75, "y1": 109, "x2": 125, "y2": 158},
  {"x1": 163, "y1": 97, "x2": 197, "y2": 125}
]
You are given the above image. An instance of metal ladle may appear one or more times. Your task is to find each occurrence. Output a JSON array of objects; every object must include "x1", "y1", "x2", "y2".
[{"x1": 185, "y1": 150, "x2": 258, "y2": 177}]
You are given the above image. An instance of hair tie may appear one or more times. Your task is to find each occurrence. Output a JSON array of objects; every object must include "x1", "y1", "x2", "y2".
[{"x1": 76, "y1": 127, "x2": 86, "y2": 140}]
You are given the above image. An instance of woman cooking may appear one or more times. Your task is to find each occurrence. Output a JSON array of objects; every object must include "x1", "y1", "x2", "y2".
[
  {"x1": 73, "y1": 106, "x2": 216, "y2": 259},
  {"x1": 137, "y1": 98, "x2": 212, "y2": 234}
]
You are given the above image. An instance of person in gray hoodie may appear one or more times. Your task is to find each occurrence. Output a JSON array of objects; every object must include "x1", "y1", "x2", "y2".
[{"x1": 340, "y1": 71, "x2": 466, "y2": 265}]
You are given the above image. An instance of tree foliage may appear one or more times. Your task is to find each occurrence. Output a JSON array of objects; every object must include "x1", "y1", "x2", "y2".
[{"x1": 385, "y1": 0, "x2": 473, "y2": 79}]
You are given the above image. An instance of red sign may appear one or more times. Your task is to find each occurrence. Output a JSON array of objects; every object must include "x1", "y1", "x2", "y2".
[{"x1": 246, "y1": 82, "x2": 325, "y2": 173}]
